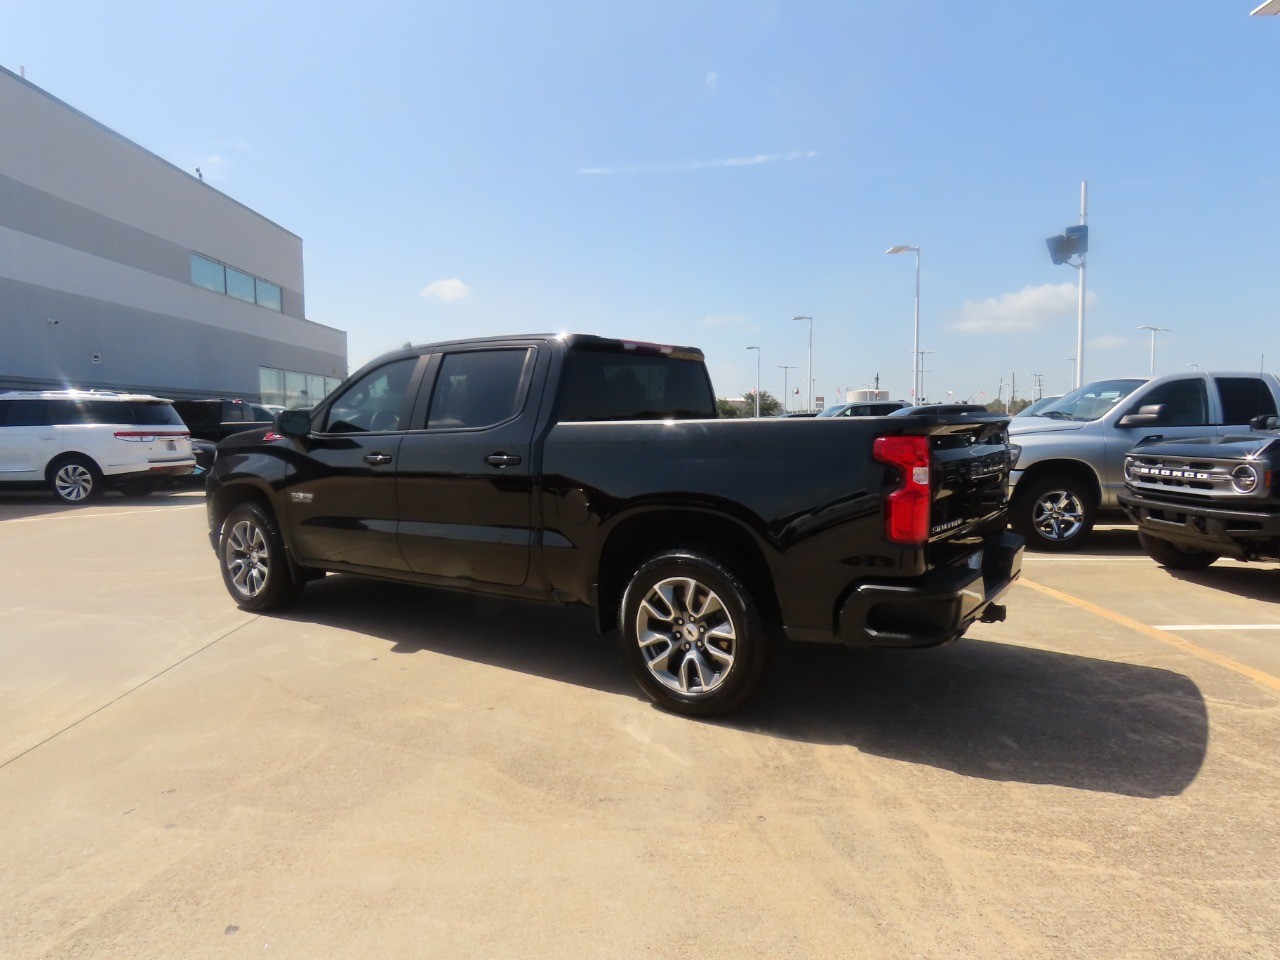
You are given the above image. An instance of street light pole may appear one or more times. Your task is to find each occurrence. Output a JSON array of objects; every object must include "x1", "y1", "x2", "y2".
[
  {"x1": 1064, "y1": 357, "x2": 1076, "y2": 393},
  {"x1": 1138, "y1": 325, "x2": 1171, "y2": 375},
  {"x1": 886, "y1": 245, "x2": 921, "y2": 401},
  {"x1": 792, "y1": 316, "x2": 813, "y2": 412},
  {"x1": 777, "y1": 365, "x2": 796, "y2": 414},
  {"x1": 745, "y1": 346, "x2": 761, "y2": 417}
]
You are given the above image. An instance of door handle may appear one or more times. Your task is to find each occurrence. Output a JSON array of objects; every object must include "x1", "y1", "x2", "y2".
[
  {"x1": 484, "y1": 453, "x2": 522, "y2": 468},
  {"x1": 363, "y1": 452, "x2": 393, "y2": 465}
]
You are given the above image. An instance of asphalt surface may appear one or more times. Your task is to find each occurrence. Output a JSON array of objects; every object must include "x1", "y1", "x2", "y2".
[{"x1": 1, "y1": 491, "x2": 1276, "y2": 959}]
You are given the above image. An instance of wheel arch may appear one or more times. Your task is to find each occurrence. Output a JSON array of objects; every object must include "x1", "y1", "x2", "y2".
[
  {"x1": 1013, "y1": 458, "x2": 1102, "y2": 508},
  {"x1": 43, "y1": 449, "x2": 105, "y2": 481},
  {"x1": 594, "y1": 508, "x2": 778, "y2": 634}
]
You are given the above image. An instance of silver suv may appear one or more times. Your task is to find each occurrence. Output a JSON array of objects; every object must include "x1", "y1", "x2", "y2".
[
  {"x1": 1007, "y1": 372, "x2": 1280, "y2": 549},
  {"x1": 0, "y1": 389, "x2": 195, "y2": 503}
]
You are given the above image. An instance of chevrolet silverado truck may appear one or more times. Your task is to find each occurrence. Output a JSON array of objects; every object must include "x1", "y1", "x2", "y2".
[
  {"x1": 1008, "y1": 371, "x2": 1280, "y2": 551},
  {"x1": 1119, "y1": 415, "x2": 1280, "y2": 570},
  {"x1": 206, "y1": 334, "x2": 1023, "y2": 716}
]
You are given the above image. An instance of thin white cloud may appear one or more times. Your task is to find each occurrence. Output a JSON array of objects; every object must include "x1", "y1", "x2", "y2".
[
  {"x1": 705, "y1": 71, "x2": 719, "y2": 89},
  {"x1": 419, "y1": 278, "x2": 470, "y2": 301},
  {"x1": 1090, "y1": 335, "x2": 1127, "y2": 349},
  {"x1": 953, "y1": 283, "x2": 1095, "y2": 334},
  {"x1": 578, "y1": 151, "x2": 817, "y2": 176}
]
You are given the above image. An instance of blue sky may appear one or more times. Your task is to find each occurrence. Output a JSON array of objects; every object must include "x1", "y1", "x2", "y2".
[{"x1": 5, "y1": 2, "x2": 1278, "y2": 407}]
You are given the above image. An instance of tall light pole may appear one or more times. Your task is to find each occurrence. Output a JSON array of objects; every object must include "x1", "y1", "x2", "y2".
[
  {"x1": 745, "y1": 346, "x2": 761, "y2": 417},
  {"x1": 792, "y1": 316, "x2": 813, "y2": 412},
  {"x1": 1064, "y1": 357, "x2": 1076, "y2": 393},
  {"x1": 1046, "y1": 182, "x2": 1088, "y2": 389},
  {"x1": 886, "y1": 245, "x2": 921, "y2": 401},
  {"x1": 1138, "y1": 325, "x2": 1171, "y2": 375},
  {"x1": 777, "y1": 365, "x2": 796, "y2": 414}
]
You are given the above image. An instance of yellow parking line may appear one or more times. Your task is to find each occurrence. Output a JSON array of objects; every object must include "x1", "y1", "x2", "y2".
[{"x1": 1019, "y1": 578, "x2": 1280, "y2": 694}]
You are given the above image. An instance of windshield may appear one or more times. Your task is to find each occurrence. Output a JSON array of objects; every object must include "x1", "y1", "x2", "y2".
[
  {"x1": 816, "y1": 405, "x2": 847, "y2": 417},
  {"x1": 1032, "y1": 379, "x2": 1146, "y2": 422}
]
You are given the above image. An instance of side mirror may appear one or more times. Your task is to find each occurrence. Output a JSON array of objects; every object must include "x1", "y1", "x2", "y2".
[
  {"x1": 1251, "y1": 414, "x2": 1279, "y2": 431},
  {"x1": 1118, "y1": 404, "x2": 1164, "y2": 428},
  {"x1": 276, "y1": 409, "x2": 312, "y2": 438}
]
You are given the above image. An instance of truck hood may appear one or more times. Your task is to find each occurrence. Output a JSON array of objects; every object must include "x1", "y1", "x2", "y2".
[
  {"x1": 1129, "y1": 433, "x2": 1280, "y2": 461},
  {"x1": 1008, "y1": 417, "x2": 1087, "y2": 437}
]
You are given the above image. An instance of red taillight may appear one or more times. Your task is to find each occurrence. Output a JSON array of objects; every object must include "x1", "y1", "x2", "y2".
[{"x1": 873, "y1": 434, "x2": 931, "y2": 545}]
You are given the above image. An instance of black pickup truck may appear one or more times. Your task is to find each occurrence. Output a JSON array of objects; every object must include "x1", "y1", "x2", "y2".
[
  {"x1": 206, "y1": 334, "x2": 1023, "y2": 715},
  {"x1": 1120, "y1": 415, "x2": 1280, "y2": 570}
]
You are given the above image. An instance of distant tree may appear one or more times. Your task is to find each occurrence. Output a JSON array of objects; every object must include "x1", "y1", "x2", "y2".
[
  {"x1": 985, "y1": 398, "x2": 1033, "y2": 415},
  {"x1": 746, "y1": 389, "x2": 782, "y2": 417},
  {"x1": 716, "y1": 398, "x2": 742, "y2": 418}
]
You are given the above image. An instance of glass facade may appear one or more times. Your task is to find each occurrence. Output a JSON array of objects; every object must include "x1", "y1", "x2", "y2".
[
  {"x1": 190, "y1": 253, "x2": 283, "y2": 312},
  {"x1": 259, "y1": 366, "x2": 343, "y2": 409}
]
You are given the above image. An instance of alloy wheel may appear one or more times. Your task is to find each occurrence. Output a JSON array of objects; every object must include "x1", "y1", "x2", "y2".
[{"x1": 634, "y1": 576, "x2": 737, "y2": 696}]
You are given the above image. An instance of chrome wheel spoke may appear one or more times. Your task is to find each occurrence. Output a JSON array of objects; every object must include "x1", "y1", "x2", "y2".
[{"x1": 634, "y1": 574, "x2": 738, "y2": 698}]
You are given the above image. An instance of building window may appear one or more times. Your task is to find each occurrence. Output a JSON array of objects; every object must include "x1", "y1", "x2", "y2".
[
  {"x1": 226, "y1": 267, "x2": 256, "y2": 303},
  {"x1": 190, "y1": 253, "x2": 225, "y2": 294},
  {"x1": 258, "y1": 366, "x2": 343, "y2": 409},
  {"x1": 191, "y1": 253, "x2": 283, "y2": 312}
]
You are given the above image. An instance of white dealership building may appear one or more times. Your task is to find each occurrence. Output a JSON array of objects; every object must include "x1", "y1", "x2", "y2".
[{"x1": 0, "y1": 65, "x2": 346, "y2": 406}]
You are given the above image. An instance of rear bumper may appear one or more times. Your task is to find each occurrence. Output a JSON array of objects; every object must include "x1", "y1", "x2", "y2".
[
  {"x1": 837, "y1": 532, "x2": 1024, "y2": 648},
  {"x1": 1119, "y1": 490, "x2": 1280, "y2": 559}
]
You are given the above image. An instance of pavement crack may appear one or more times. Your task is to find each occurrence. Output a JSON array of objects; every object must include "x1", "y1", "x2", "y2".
[{"x1": 0, "y1": 617, "x2": 259, "y2": 771}]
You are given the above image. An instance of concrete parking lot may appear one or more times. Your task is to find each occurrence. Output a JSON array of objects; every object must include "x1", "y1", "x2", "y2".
[{"x1": 1, "y1": 492, "x2": 1277, "y2": 959}]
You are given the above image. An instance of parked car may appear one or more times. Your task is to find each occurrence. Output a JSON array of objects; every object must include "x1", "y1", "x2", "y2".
[
  {"x1": 1119, "y1": 414, "x2": 1280, "y2": 569},
  {"x1": 818, "y1": 400, "x2": 911, "y2": 417},
  {"x1": 205, "y1": 333, "x2": 1022, "y2": 716},
  {"x1": 1015, "y1": 395, "x2": 1063, "y2": 418},
  {"x1": 0, "y1": 389, "x2": 194, "y2": 502},
  {"x1": 1007, "y1": 372, "x2": 1280, "y2": 550},
  {"x1": 171, "y1": 398, "x2": 275, "y2": 442}
]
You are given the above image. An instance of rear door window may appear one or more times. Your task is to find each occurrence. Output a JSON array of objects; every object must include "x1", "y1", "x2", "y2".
[
  {"x1": 1215, "y1": 377, "x2": 1277, "y2": 424},
  {"x1": 2, "y1": 400, "x2": 47, "y2": 426},
  {"x1": 426, "y1": 349, "x2": 533, "y2": 430}
]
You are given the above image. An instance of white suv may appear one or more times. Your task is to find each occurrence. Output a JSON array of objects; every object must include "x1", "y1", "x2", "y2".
[{"x1": 0, "y1": 389, "x2": 195, "y2": 503}]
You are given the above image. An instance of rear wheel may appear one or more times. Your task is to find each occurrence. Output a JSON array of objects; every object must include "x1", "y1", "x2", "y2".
[
  {"x1": 119, "y1": 477, "x2": 160, "y2": 497},
  {"x1": 48, "y1": 455, "x2": 103, "y2": 504},
  {"x1": 1012, "y1": 475, "x2": 1096, "y2": 551},
  {"x1": 619, "y1": 551, "x2": 770, "y2": 717},
  {"x1": 1138, "y1": 531, "x2": 1219, "y2": 570},
  {"x1": 218, "y1": 503, "x2": 305, "y2": 610}
]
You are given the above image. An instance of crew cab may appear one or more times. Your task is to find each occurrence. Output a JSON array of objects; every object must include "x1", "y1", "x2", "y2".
[
  {"x1": 206, "y1": 334, "x2": 1023, "y2": 715},
  {"x1": 1119, "y1": 415, "x2": 1280, "y2": 570},
  {"x1": 1008, "y1": 372, "x2": 1280, "y2": 550}
]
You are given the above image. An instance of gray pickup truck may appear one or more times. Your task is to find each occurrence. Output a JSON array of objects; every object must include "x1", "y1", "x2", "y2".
[{"x1": 1007, "y1": 371, "x2": 1280, "y2": 550}]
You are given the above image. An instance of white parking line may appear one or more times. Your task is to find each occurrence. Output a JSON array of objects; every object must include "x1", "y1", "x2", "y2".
[
  {"x1": 1155, "y1": 624, "x2": 1280, "y2": 631},
  {"x1": 4, "y1": 505, "x2": 204, "y2": 523}
]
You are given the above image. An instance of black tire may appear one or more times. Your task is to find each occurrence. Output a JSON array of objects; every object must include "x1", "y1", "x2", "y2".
[
  {"x1": 217, "y1": 502, "x2": 306, "y2": 611},
  {"x1": 1138, "y1": 531, "x2": 1219, "y2": 571},
  {"x1": 47, "y1": 455, "x2": 104, "y2": 504},
  {"x1": 119, "y1": 477, "x2": 160, "y2": 497},
  {"x1": 618, "y1": 551, "x2": 770, "y2": 717},
  {"x1": 1011, "y1": 475, "x2": 1096, "y2": 551}
]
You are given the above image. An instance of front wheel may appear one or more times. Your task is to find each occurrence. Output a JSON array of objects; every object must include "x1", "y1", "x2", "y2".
[
  {"x1": 1011, "y1": 475, "x2": 1096, "y2": 551},
  {"x1": 218, "y1": 502, "x2": 305, "y2": 610},
  {"x1": 619, "y1": 551, "x2": 770, "y2": 717},
  {"x1": 1138, "y1": 531, "x2": 1219, "y2": 570}
]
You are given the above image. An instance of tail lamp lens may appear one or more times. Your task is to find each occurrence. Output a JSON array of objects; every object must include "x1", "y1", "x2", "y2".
[{"x1": 873, "y1": 434, "x2": 931, "y2": 544}]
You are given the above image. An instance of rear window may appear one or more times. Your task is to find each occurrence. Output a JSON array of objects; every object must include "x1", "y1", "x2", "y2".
[
  {"x1": 557, "y1": 349, "x2": 715, "y2": 421},
  {"x1": 129, "y1": 401, "x2": 186, "y2": 426}
]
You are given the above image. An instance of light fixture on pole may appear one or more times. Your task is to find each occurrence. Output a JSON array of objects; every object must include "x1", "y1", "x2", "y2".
[
  {"x1": 1046, "y1": 182, "x2": 1088, "y2": 389},
  {"x1": 745, "y1": 346, "x2": 761, "y2": 417},
  {"x1": 1138, "y1": 325, "x2": 1171, "y2": 375},
  {"x1": 1187, "y1": 362, "x2": 1201, "y2": 371},
  {"x1": 792, "y1": 316, "x2": 813, "y2": 412},
  {"x1": 777, "y1": 365, "x2": 796, "y2": 414},
  {"x1": 886, "y1": 245, "x2": 921, "y2": 401}
]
